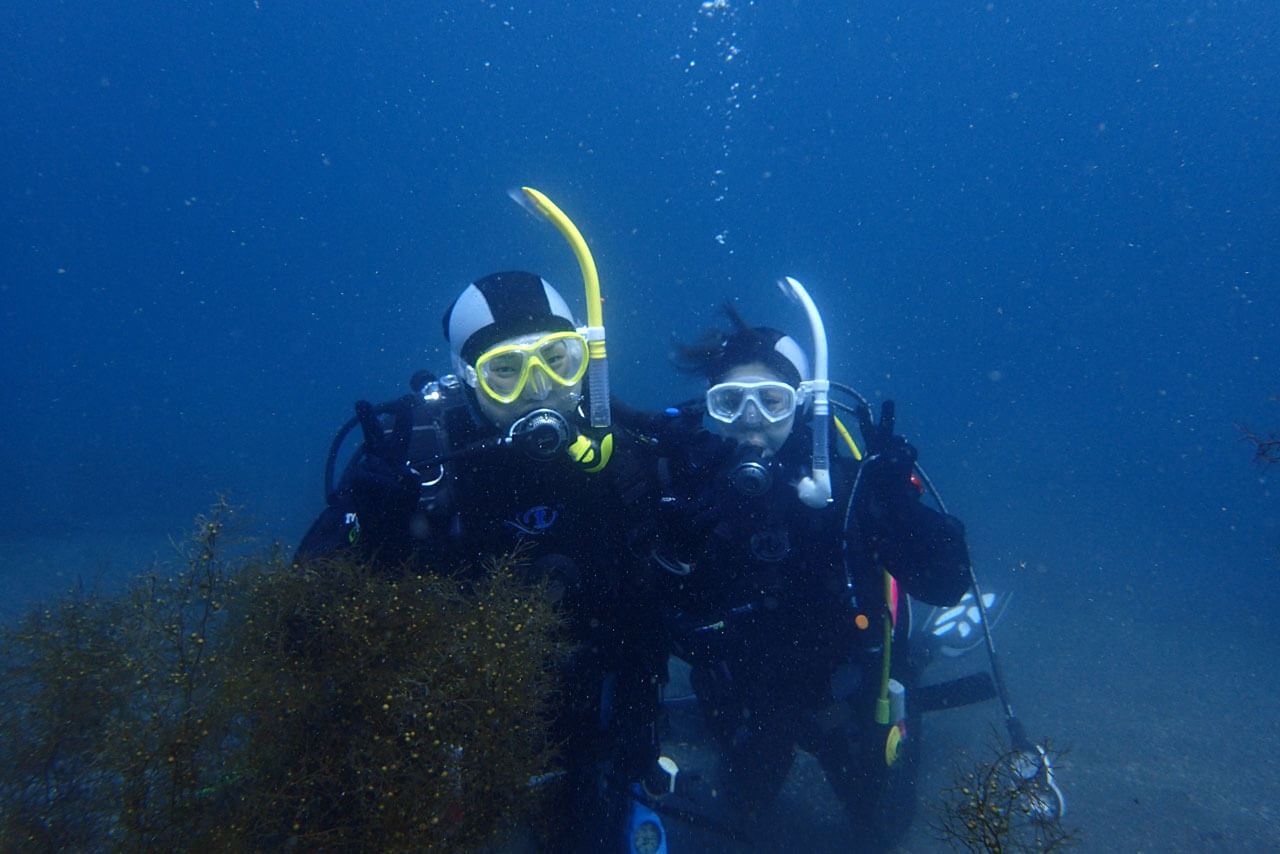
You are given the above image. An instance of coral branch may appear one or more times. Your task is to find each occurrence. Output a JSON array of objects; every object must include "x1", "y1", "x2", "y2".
[
  {"x1": 932, "y1": 735, "x2": 1076, "y2": 853},
  {"x1": 1237, "y1": 423, "x2": 1280, "y2": 466}
]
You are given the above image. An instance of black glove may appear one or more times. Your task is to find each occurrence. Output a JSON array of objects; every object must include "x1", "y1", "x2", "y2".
[
  {"x1": 855, "y1": 400, "x2": 920, "y2": 515},
  {"x1": 853, "y1": 402, "x2": 973, "y2": 604}
]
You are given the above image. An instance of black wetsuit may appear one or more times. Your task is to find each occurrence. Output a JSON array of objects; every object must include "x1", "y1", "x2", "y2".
[
  {"x1": 646, "y1": 417, "x2": 969, "y2": 847},
  {"x1": 296, "y1": 385, "x2": 665, "y2": 852}
]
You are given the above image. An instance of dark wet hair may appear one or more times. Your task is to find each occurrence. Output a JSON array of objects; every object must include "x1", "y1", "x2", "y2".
[{"x1": 671, "y1": 302, "x2": 806, "y2": 387}]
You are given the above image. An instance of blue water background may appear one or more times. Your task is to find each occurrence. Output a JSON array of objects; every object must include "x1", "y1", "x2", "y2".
[{"x1": 4, "y1": 1, "x2": 1278, "y2": 847}]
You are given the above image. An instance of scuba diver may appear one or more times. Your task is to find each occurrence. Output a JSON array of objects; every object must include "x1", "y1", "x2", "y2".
[
  {"x1": 636, "y1": 279, "x2": 973, "y2": 848},
  {"x1": 295, "y1": 191, "x2": 675, "y2": 853}
]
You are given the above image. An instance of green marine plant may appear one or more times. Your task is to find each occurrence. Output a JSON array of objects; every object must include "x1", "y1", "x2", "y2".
[
  {"x1": 0, "y1": 499, "x2": 570, "y2": 852},
  {"x1": 0, "y1": 498, "x2": 250, "y2": 850},
  {"x1": 211, "y1": 545, "x2": 572, "y2": 850},
  {"x1": 933, "y1": 736, "x2": 1076, "y2": 853}
]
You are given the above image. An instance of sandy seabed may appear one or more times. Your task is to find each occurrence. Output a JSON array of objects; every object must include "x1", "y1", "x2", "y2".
[
  {"x1": 667, "y1": 590, "x2": 1280, "y2": 852},
  {"x1": 4, "y1": 533, "x2": 1278, "y2": 852}
]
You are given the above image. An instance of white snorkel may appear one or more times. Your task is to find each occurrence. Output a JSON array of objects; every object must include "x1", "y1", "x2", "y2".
[{"x1": 779, "y1": 276, "x2": 832, "y2": 508}]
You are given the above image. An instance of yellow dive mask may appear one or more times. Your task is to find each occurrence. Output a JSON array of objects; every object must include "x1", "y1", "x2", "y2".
[{"x1": 468, "y1": 330, "x2": 589, "y2": 404}]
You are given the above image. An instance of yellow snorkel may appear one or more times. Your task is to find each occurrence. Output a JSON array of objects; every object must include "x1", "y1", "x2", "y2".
[
  {"x1": 516, "y1": 187, "x2": 611, "y2": 431},
  {"x1": 511, "y1": 187, "x2": 613, "y2": 472}
]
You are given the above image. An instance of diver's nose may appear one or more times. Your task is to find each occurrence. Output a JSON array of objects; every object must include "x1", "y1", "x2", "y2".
[
  {"x1": 737, "y1": 399, "x2": 765, "y2": 426},
  {"x1": 524, "y1": 366, "x2": 553, "y2": 401}
]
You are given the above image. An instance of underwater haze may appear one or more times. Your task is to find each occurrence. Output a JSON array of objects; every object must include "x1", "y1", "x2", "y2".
[{"x1": 3, "y1": 1, "x2": 1278, "y2": 850}]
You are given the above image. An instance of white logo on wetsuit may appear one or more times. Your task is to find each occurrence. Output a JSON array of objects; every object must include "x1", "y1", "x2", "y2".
[{"x1": 504, "y1": 505, "x2": 560, "y2": 536}]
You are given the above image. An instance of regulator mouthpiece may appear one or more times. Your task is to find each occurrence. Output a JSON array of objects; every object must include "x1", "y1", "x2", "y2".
[
  {"x1": 728, "y1": 444, "x2": 774, "y2": 496},
  {"x1": 508, "y1": 409, "x2": 571, "y2": 461}
]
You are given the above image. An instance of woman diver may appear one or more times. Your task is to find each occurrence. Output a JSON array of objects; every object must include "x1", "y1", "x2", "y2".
[{"x1": 645, "y1": 278, "x2": 971, "y2": 848}]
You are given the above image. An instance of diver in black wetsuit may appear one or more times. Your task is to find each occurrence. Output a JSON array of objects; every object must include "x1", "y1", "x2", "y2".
[
  {"x1": 296, "y1": 271, "x2": 669, "y2": 852},
  {"x1": 642, "y1": 291, "x2": 969, "y2": 848}
]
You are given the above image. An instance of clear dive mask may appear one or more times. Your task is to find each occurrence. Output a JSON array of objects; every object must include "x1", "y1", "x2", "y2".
[
  {"x1": 466, "y1": 331, "x2": 589, "y2": 404},
  {"x1": 706, "y1": 380, "x2": 799, "y2": 425}
]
